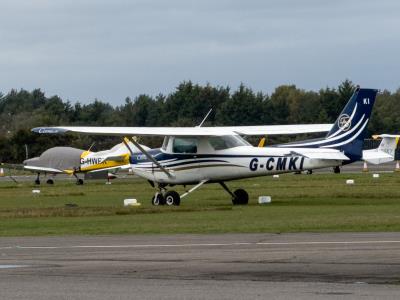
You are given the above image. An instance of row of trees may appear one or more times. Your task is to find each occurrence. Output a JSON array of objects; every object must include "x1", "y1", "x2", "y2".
[{"x1": 0, "y1": 80, "x2": 399, "y2": 162}]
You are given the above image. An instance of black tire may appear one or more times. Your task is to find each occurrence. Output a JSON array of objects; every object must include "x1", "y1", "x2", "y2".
[
  {"x1": 35, "y1": 179, "x2": 40, "y2": 185},
  {"x1": 152, "y1": 193, "x2": 165, "y2": 206},
  {"x1": 76, "y1": 179, "x2": 84, "y2": 185},
  {"x1": 164, "y1": 191, "x2": 181, "y2": 206},
  {"x1": 232, "y1": 189, "x2": 249, "y2": 205},
  {"x1": 306, "y1": 170, "x2": 313, "y2": 175},
  {"x1": 333, "y1": 166, "x2": 341, "y2": 174},
  {"x1": 46, "y1": 179, "x2": 54, "y2": 185}
]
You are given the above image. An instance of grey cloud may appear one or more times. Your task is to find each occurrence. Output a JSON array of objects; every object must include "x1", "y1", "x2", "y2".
[{"x1": 0, "y1": 0, "x2": 399, "y2": 103}]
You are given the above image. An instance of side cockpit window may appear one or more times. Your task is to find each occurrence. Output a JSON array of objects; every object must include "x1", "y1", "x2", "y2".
[
  {"x1": 173, "y1": 137, "x2": 198, "y2": 153},
  {"x1": 162, "y1": 136, "x2": 169, "y2": 151},
  {"x1": 209, "y1": 135, "x2": 250, "y2": 150}
]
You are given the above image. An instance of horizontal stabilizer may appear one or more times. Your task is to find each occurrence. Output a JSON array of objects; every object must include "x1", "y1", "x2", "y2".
[
  {"x1": 289, "y1": 149, "x2": 349, "y2": 160},
  {"x1": 362, "y1": 150, "x2": 393, "y2": 164},
  {"x1": 363, "y1": 134, "x2": 400, "y2": 164}
]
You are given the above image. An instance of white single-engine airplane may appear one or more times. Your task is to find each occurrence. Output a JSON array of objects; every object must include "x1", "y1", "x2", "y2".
[{"x1": 33, "y1": 88, "x2": 382, "y2": 206}]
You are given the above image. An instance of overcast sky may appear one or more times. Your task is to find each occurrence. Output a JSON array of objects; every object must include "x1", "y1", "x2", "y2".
[{"x1": 1, "y1": 0, "x2": 399, "y2": 104}]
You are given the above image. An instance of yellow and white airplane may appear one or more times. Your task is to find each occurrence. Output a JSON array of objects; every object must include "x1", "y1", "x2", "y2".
[{"x1": 2, "y1": 138, "x2": 148, "y2": 185}]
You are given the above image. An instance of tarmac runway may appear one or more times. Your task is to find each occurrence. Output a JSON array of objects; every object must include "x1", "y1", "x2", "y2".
[{"x1": 1, "y1": 232, "x2": 400, "y2": 299}]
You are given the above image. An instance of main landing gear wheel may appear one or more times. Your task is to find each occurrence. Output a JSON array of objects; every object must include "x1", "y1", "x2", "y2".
[
  {"x1": 35, "y1": 173, "x2": 40, "y2": 185},
  {"x1": 164, "y1": 191, "x2": 181, "y2": 206},
  {"x1": 46, "y1": 179, "x2": 54, "y2": 185},
  {"x1": 76, "y1": 179, "x2": 84, "y2": 185},
  {"x1": 152, "y1": 193, "x2": 165, "y2": 206},
  {"x1": 232, "y1": 188, "x2": 249, "y2": 205},
  {"x1": 333, "y1": 166, "x2": 341, "y2": 174}
]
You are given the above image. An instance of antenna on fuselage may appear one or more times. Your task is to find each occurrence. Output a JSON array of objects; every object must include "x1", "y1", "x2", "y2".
[
  {"x1": 197, "y1": 108, "x2": 213, "y2": 127},
  {"x1": 87, "y1": 142, "x2": 95, "y2": 152}
]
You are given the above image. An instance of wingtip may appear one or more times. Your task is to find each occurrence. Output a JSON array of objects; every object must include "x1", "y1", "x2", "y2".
[{"x1": 31, "y1": 127, "x2": 67, "y2": 134}]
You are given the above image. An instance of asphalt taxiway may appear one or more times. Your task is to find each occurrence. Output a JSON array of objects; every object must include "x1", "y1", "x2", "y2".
[{"x1": 0, "y1": 232, "x2": 400, "y2": 299}]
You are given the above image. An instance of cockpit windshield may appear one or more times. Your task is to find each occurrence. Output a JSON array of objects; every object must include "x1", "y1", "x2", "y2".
[
  {"x1": 173, "y1": 137, "x2": 198, "y2": 153},
  {"x1": 208, "y1": 135, "x2": 250, "y2": 150}
]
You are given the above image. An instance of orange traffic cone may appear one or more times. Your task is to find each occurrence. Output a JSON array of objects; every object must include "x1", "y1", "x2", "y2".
[
  {"x1": 395, "y1": 161, "x2": 400, "y2": 172},
  {"x1": 362, "y1": 161, "x2": 368, "y2": 172}
]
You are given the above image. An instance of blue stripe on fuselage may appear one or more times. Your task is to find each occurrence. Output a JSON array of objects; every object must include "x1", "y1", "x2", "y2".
[{"x1": 129, "y1": 149, "x2": 286, "y2": 165}]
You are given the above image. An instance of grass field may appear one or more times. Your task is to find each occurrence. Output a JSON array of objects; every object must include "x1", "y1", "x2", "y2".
[{"x1": 0, "y1": 173, "x2": 399, "y2": 236}]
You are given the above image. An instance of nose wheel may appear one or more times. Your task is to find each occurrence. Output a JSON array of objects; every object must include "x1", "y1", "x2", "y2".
[
  {"x1": 151, "y1": 190, "x2": 181, "y2": 206},
  {"x1": 164, "y1": 191, "x2": 181, "y2": 206},
  {"x1": 73, "y1": 173, "x2": 84, "y2": 185},
  {"x1": 35, "y1": 173, "x2": 41, "y2": 185},
  {"x1": 151, "y1": 193, "x2": 165, "y2": 206}
]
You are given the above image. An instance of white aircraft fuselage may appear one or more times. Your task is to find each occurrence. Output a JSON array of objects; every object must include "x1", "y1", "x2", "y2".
[{"x1": 130, "y1": 137, "x2": 340, "y2": 185}]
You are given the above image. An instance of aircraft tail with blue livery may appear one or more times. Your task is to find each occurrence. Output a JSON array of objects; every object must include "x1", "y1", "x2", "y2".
[{"x1": 278, "y1": 88, "x2": 378, "y2": 163}]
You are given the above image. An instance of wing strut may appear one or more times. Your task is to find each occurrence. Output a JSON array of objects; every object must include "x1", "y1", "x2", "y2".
[
  {"x1": 123, "y1": 137, "x2": 174, "y2": 178},
  {"x1": 180, "y1": 179, "x2": 208, "y2": 199}
]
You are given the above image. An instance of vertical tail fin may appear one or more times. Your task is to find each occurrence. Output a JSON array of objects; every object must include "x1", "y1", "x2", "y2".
[
  {"x1": 377, "y1": 134, "x2": 400, "y2": 155},
  {"x1": 322, "y1": 88, "x2": 378, "y2": 160},
  {"x1": 326, "y1": 88, "x2": 377, "y2": 138},
  {"x1": 280, "y1": 88, "x2": 378, "y2": 162}
]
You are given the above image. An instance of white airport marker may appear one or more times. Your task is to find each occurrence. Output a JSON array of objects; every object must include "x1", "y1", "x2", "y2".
[
  {"x1": 258, "y1": 196, "x2": 271, "y2": 204},
  {"x1": 124, "y1": 198, "x2": 141, "y2": 206},
  {"x1": 0, "y1": 265, "x2": 29, "y2": 269}
]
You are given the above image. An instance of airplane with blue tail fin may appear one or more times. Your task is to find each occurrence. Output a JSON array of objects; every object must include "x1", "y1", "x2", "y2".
[{"x1": 33, "y1": 87, "x2": 382, "y2": 206}]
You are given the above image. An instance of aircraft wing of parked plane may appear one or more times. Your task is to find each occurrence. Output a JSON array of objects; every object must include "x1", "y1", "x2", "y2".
[
  {"x1": 34, "y1": 124, "x2": 333, "y2": 137},
  {"x1": 1, "y1": 163, "x2": 65, "y2": 174},
  {"x1": 24, "y1": 165, "x2": 66, "y2": 173}
]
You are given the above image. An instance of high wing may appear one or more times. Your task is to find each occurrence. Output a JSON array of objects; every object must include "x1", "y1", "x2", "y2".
[
  {"x1": 288, "y1": 149, "x2": 350, "y2": 160},
  {"x1": 32, "y1": 124, "x2": 333, "y2": 137}
]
